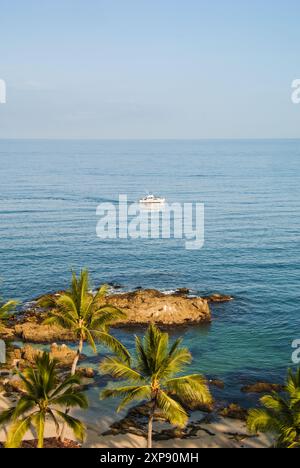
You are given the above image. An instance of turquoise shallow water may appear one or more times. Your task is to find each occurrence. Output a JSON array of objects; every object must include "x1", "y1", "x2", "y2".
[{"x1": 1, "y1": 139, "x2": 300, "y2": 408}]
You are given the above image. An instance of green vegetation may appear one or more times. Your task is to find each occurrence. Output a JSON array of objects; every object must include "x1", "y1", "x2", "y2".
[
  {"x1": 1, "y1": 271, "x2": 298, "y2": 449},
  {"x1": 0, "y1": 297, "x2": 18, "y2": 331},
  {"x1": 247, "y1": 369, "x2": 300, "y2": 448},
  {"x1": 0, "y1": 352, "x2": 88, "y2": 448},
  {"x1": 40, "y1": 269, "x2": 130, "y2": 375},
  {"x1": 40, "y1": 269, "x2": 129, "y2": 441},
  {"x1": 100, "y1": 323, "x2": 212, "y2": 448}
]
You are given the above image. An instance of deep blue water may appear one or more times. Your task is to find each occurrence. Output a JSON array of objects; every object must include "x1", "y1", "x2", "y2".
[{"x1": 1, "y1": 139, "x2": 300, "y2": 409}]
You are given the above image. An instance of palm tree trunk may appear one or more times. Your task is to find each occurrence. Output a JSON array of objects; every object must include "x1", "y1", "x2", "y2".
[
  {"x1": 148, "y1": 399, "x2": 156, "y2": 449},
  {"x1": 37, "y1": 415, "x2": 45, "y2": 449},
  {"x1": 71, "y1": 338, "x2": 83, "y2": 375},
  {"x1": 59, "y1": 337, "x2": 83, "y2": 442}
]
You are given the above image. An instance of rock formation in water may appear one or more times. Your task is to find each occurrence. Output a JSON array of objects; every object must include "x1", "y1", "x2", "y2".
[
  {"x1": 101, "y1": 289, "x2": 211, "y2": 326},
  {"x1": 7, "y1": 289, "x2": 212, "y2": 342}
]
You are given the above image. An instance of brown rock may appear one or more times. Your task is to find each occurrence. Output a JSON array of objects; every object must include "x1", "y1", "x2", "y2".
[
  {"x1": 103, "y1": 289, "x2": 211, "y2": 326},
  {"x1": 219, "y1": 404, "x2": 248, "y2": 421},
  {"x1": 0, "y1": 326, "x2": 15, "y2": 340},
  {"x1": 14, "y1": 289, "x2": 211, "y2": 344},
  {"x1": 49, "y1": 343, "x2": 77, "y2": 367},
  {"x1": 77, "y1": 367, "x2": 95, "y2": 379},
  {"x1": 174, "y1": 288, "x2": 190, "y2": 296},
  {"x1": 203, "y1": 293, "x2": 233, "y2": 303},
  {"x1": 0, "y1": 438, "x2": 81, "y2": 449},
  {"x1": 14, "y1": 322, "x2": 76, "y2": 343},
  {"x1": 209, "y1": 379, "x2": 225, "y2": 389},
  {"x1": 9, "y1": 344, "x2": 77, "y2": 369},
  {"x1": 241, "y1": 382, "x2": 285, "y2": 394}
]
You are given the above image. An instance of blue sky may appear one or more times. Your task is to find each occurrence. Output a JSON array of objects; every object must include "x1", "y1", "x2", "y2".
[{"x1": 0, "y1": 0, "x2": 300, "y2": 139}]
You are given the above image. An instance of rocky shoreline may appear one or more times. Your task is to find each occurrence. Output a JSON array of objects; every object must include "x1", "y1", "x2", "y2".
[
  {"x1": 0, "y1": 288, "x2": 233, "y2": 343},
  {"x1": 0, "y1": 286, "x2": 276, "y2": 448}
]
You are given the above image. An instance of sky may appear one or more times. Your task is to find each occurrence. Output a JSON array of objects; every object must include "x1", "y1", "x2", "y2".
[{"x1": 0, "y1": 0, "x2": 300, "y2": 139}]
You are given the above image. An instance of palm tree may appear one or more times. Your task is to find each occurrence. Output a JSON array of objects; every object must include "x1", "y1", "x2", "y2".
[
  {"x1": 40, "y1": 269, "x2": 129, "y2": 442},
  {"x1": 40, "y1": 269, "x2": 130, "y2": 375},
  {"x1": 247, "y1": 369, "x2": 300, "y2": 448},
  {"x1": 0, "y1": 352, "x2": 88, "y2": 448},
  {"x1": 100, "y1": 323, "x2": 212, "y2": 448},
  {"x1": 0, "y1": 297, "x2": 18, "y2": 331}
]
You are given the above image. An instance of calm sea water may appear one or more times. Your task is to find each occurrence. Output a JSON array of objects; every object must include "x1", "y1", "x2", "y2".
[{"x1": 1, "y1": 139, "x2": 300, "y2": 412}]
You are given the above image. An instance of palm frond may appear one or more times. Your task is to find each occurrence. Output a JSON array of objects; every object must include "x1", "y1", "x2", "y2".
[
  {"x1": 93, "y1": 284, "x2": 109, "y2": 301},
  {"x1": 83, "y1": 327, "x2": 97, "y2": 353},
  {"x1": 91, "y1": 306, "x2": 126, "y2": 329},
  {"x1": 49, "y1": 374, "x2": 81, "y2": 398},
  {"x1": 5, "y1": 415, "x2": 34, "y2": 448},
  {"x1": 11, "y1": 397, "x2": 36, "y2": 420},
  {"x1": 135, "y1": 335, "x2": 151, "y2": 375},
  {"x1": 37, "y1": 294, "x2": 57, "y2": 309},
  {"x1": 47, "y1": 409, "x2": 60, "y2": 437},
  {"x1": 0, "y1": 407, "x2": 16, "y2": 425},
  {"x1": 56, "y1": 294, "x2": 79, "y2": 319},
  {"x1": 117, "y1": 386, "x2": 152, "y2": 412},
  {"x1": 153, "y1": 330, "x2": 169, "y2": 374},
  {"x1": 43, "y1": 312, "x2": 76, "y2": 330},
  {"x1": 100, "y1": 356, "x2": 142, "y2": 382},
  {"x1": 55, "y1": 410, "x2": 86, "y2": 442},
  {"x1": 260, "y1": 394, "x2": 287, "y2": 412},
  {"x1": 247, "y1": 408, "x2": 279, "y2": 434},
  {"x1": 161, "y1": 347, "x2": 192, "y2": 378},
  {"x1": 51, "y1": 392, "x2": 88, "y2": 409},
  {"x1": 93, "y1": 330, "x2": 131, "y2": 363},
  {"x1": 32, "y1": 412, "x2": 45, "y2": 448},
  {"x1": 165, "y1": 374, "x2": 212, "y2": 406},
  {"x1": 0, "y1": 299, "x2": 19, "y2": 316},
  {"x1": 101, "y1": 385, "x2": 148, "y2": 400},
  {"x1": 156, "y1": 390, "x2": 188, "y2": 427}
]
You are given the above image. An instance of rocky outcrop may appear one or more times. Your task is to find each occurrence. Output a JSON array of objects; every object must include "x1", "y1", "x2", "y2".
[
  {"x1": 174, "y1": 288, "x2": 190, "y2": 296},
  {"x1": 0, "y1": 439, "x2": 81, "y2": 449},
  {"x1": 8, "y1": 289, "x2": 213, "y2": 343},
  {"x1": 14, "y1": 322, "x2": 76, "y2": 343},
  {"x1": 241, "y1": 382, "x2": 284, "y2": 394},
  {"x1": 77, "y1": 367, "x2": 95, "y2": 379},
  {"x1": 0, "y1": 326, "x2": 15, "y2": 340},
  {"x1": 209, "y1": 379, "x2": 225, "y2": 389},
  {"x1": 219, "y1": 404, "x2": 248, "y2": 421},
  {"x1": 203, "y1": 294, "x2": 233, "y2": 303},
  {"x1": 102, "y1": 289, "x2": 211, "y2": 326},
  {"x1": 7, "y1": 343, "x2": 77, "y2": 369}
]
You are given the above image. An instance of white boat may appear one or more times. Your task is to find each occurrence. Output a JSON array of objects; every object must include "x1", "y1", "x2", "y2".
[{"x1": 139, "y1": 194, "x2": 166, "y2": 204}]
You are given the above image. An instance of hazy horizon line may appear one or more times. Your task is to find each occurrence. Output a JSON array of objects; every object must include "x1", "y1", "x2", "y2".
[{"x1": 1, "y1": 137, "x2": 300, "y2": 142}]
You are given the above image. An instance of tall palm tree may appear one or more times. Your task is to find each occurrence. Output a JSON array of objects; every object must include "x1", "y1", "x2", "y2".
[
  {"x1": 0, "y1": 297, "x2": 18, "y2": 331},
  {"x1": 0, "y1": 352, "x2": 88, "y2": 448},
  {"x1": 40, "y1": 269, "x2": 130, "y2": 375},
  {"x1": 247, "y1": 369, "x2": 300, "y2": 448},
  {"x1": 100, "y1": 323, "x2": 212, "y2": 448},
  {"x1": 40, "y1": 269, "x2": 129, "y2": 442}
]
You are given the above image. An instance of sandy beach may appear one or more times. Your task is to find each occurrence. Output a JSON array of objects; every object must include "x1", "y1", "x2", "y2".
[{"x1": 0, "y1": 392, "x2": 272, "y2": 449}]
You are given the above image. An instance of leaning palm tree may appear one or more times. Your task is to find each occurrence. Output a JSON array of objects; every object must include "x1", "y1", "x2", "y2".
[
  {"x1": 0, "y1": 352, "x2": 88, "y2": 448},
  {"x1": 247, "y1": 369, "x2": 300, "y2": 448},
  {"x1": 0, "y1": 297, "x2": 19, "y2": 331},
  {"x1": 40, "y1": 269, "x2": 130, "y2": 375},
  {"x1": 100, "y1": 323, "x2": 212, "y2": 448}
]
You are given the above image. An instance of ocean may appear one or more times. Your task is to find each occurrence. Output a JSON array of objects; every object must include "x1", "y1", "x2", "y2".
[{"x1": 1, "y1": 139, "x2": 300, "y2": 417}]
